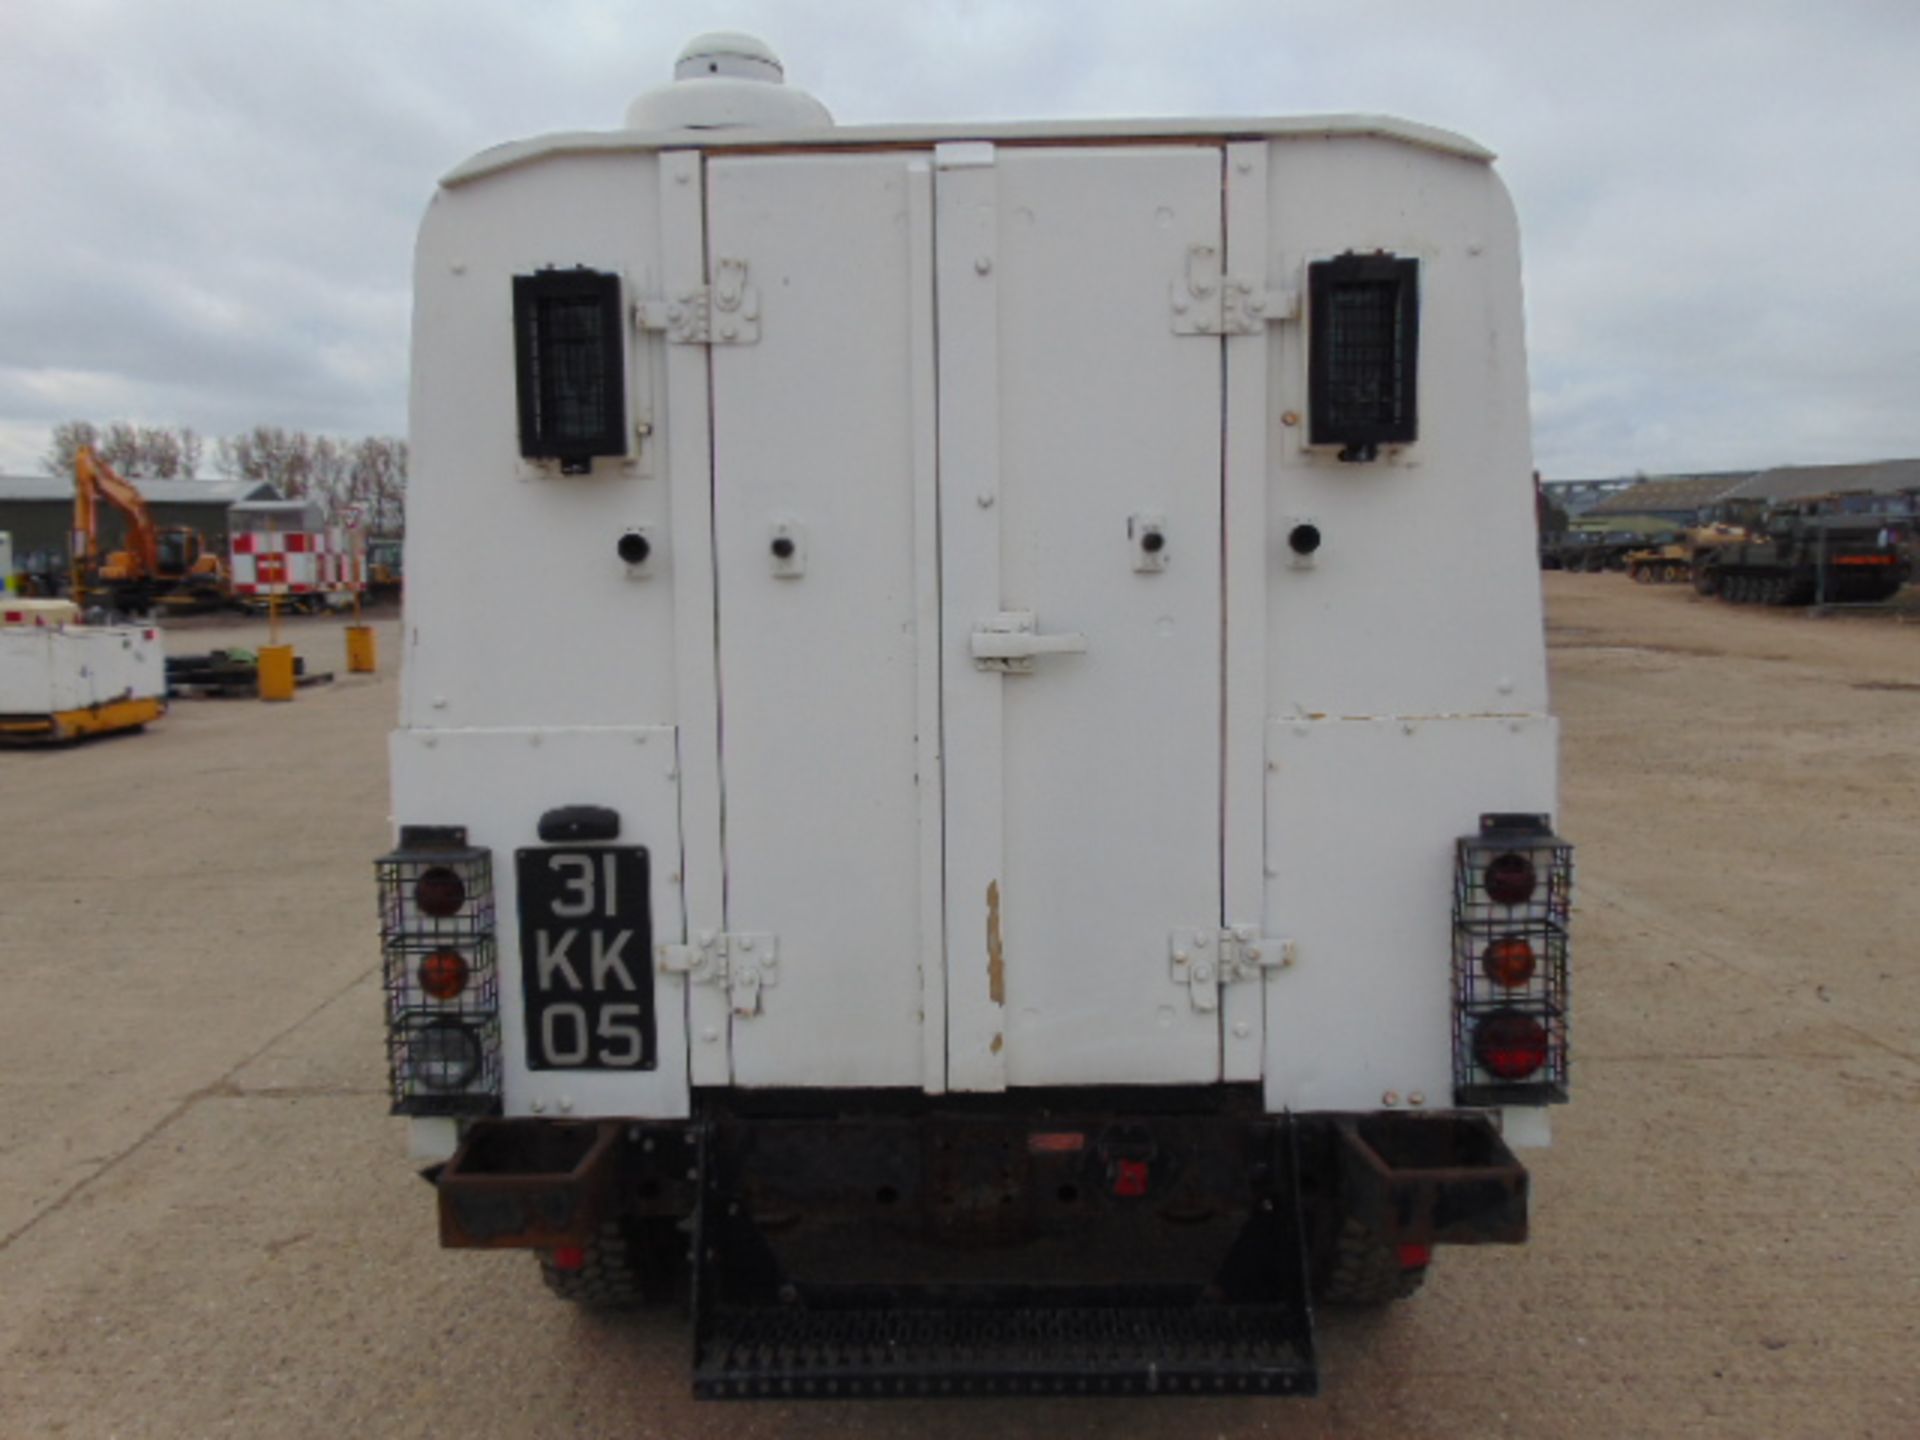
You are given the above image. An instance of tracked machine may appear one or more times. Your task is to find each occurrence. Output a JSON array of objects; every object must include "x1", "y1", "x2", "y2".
[
  {"x1": 1694, "y1": 498, "x2": 1910, "y2": 606},
  {"x1": 379, "y1": 33, "x2": 1574, "y2": 1398},
  {"x1": 72, "y1": 446, "x2": 229, "y2": 614}
]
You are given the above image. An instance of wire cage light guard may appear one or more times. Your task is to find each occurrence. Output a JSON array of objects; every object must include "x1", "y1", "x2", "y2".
[
  {"x1": 1450, "y1": 815, "x2": 1572, "y2": 1106},
  {"x1": 378, "y1": 840, "x2": 502, "y2": 1116}
]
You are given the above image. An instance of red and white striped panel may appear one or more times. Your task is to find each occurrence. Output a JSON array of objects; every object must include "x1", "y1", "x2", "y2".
[{"x1": 231, "y1": 528, "x2": 367, "y2": 597}]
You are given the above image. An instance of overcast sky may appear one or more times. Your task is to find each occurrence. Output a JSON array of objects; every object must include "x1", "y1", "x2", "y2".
[{"x1": 3, "y1": 0, "x2": 1916, "y2": 480}]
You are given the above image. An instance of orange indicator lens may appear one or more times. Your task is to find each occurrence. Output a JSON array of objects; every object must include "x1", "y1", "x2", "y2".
[
  {"x1": 1481, "y1": 937, "x2": 1537, "y2": 988},
  {"x1": 418, "y1": 949, "x2": 470, "y2": 1001}
]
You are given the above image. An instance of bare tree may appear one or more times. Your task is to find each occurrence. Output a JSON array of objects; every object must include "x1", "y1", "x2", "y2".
[
  {"x1": 43, "y1": 420, "x2": 206, "y2": 480},
  {"x1": 218, "y1": 426, "x2": 314, "y2": 496},
  {"x1": 99, "y1": 422, "x2": 144, "y2": 474},
  {"x1": 306, "y1": 435, "x2": 353, "y2": 521},
  {"x1": 348, "y1": 437, "x2": 408, "y2": 535},
  {"x1": 178, "y1": 427, "x2": 202, "y2": 479},
  {"x1": 42, "y1": 420, "x2": 99, "y2": 478},
  {"x1": 42, "y1": 420, "x2": 404, "y2": 536},
  {"x1": 136, "y1": 427, "x2": 182, "y2": 478}
]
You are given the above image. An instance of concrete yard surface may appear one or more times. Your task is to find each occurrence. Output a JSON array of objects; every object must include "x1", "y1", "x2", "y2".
[{"x1": 1, "y1": 580, "x2": 1917, "y2": 1438}]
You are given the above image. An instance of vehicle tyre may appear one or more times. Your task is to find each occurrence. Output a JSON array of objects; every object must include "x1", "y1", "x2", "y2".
[
  {"x1": 537, "y1": 1217, "x2": 686, "y2": 1309},
  {"x1": 1315, "y1": 1216, "x2": 1428, "y2": 1306}
]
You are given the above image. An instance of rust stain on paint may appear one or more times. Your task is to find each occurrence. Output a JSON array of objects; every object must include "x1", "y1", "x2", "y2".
[
  {"x1": 990, "y1": 1033, "x2": 1004, "y2": 1054},
  {"x1": 986, "y1": 880, "x2": 1006, "y2": 1007}
]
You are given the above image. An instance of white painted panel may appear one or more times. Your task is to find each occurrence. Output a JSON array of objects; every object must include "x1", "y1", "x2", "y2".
[
  {"x1": 1262, "y1": 715, "x2": 1557, "y2": 1113},
  {"x1": 0, "y1": 627, "x2": 164, "y2": 713},
  {"x1": 707, "y1": 153, "x2": 932, "y2": 1089},
  {"x1": 1261, "y1": 139, "x2": 1547, "y2": 722},
  {"x1": 657, "y1": 153, "x2": 732, "y2": 1087},
  {"x1": 952, "y1": 147, "x2": 1225, "y2": 1087},
  {"x1": 935, "y1": 143, "x2": 1009, "y2": 1092},
  {"x1": 905, "y1": 159, "x2": 948, "y2": 1095},
  {"x1": 390, "y1": 726, "x2": 690, "y2": 1119},
  {"x1": 405, "y1": 153, "x2": 682, "y2": 734},
  {"x1": 1220, "y1": 141, "x2": 1271, "y2": 1083}
]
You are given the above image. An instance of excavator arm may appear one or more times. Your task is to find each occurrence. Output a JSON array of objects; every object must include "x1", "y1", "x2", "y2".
[{"x1": 74, "y1": 446, "x2": 160, "y2": 581}]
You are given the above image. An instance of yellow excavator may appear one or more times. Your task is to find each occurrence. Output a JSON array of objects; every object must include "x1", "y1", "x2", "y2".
[{"x1": 73, "y1": 446, "x2": 230, "y2": 613}]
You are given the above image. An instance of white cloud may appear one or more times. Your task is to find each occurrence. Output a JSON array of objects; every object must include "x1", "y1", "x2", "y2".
[{"x1": 3, "y1": 0, "x2": 1917, "y2": 478}]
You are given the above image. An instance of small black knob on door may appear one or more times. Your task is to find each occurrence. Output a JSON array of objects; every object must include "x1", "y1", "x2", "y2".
[{"x1": 618, "y1": 531, "x2": 651, "y2": 565}]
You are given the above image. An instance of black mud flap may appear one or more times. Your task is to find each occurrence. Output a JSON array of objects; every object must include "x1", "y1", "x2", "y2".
[{"x1": 689, "y1": 1114, "x2": 1318, "y2": 1399}]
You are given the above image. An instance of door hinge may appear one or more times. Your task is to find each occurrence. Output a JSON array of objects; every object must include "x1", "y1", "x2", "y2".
[
  {"x1": 657, "y1": 930, "x2": 779, "y2": 1016},
  {"x1": 635, "y1": 257, "x2": 760, "y2": 345},
  {"x1": 1170, "y1": 244, "x2": 1298, "y2": 336},
  {"x1": 1168, "y1": 926, "x2": 1293, "y2": 1011}
]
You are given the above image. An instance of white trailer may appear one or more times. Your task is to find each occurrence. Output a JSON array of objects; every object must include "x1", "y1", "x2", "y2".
[
  {"x1": 0, "y1": 600, "x2": 165, "y2": 742},
  {"x1": 381, "y1": 33, "x2": 1572, "y2": 1398}
]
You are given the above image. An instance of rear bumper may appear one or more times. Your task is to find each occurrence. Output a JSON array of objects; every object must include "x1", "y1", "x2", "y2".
[
  {"x1": 431, "y1": 1092, "x2": 1531, "y2": 1397},
  {"x1": 434, "y1": 1094, "x2": 1528, "y2": 1256}
]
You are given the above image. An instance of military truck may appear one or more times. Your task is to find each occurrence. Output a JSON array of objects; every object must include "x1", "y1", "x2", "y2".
[
  {"x1": 379, "y1": 32, "x2": 1573, "y2": 1399},
  {"x1": 1695, "y1": 497, "x2": 1910, "y2": 605}
]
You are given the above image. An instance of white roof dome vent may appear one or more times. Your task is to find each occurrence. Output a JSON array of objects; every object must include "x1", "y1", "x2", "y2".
[{"x1": 627, "y1": 32, "x2": 833, "y2": 131}]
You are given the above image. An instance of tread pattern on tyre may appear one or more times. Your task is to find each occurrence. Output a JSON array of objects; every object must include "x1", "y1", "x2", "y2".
[
  {"x1": 538, "y1": 1220, "x2": 648, "y2": 1308},
  {"x1": 1318, "y1": 1216, "x2": 1428, "y2": 1305}
]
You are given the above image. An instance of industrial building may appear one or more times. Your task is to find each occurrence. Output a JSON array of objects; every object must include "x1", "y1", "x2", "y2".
[
  {"x1": 0, "y1": 472, "x2": 280, "y2": 584},
  {"x1": 1560, "y1": 458, "x2": 1920, "y2": 528}
]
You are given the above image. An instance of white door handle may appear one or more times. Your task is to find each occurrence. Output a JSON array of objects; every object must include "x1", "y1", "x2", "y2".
[{"x1": 971, "y1": 612, "x2": 1089, "y2": 672}]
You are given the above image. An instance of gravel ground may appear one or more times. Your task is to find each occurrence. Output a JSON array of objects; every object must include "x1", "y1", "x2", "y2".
[{"x1": 1, "y1": 577, "x2": 1915, "y2": 1438}]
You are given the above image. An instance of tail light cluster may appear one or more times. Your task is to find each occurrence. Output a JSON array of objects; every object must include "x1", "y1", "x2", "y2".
[
  {"x1": 378, "y1": 826, "x2": 501, "y2": 1116},
  {"x1": 1451, "y1": 813, "x2": 1571, "y2": 1106}
]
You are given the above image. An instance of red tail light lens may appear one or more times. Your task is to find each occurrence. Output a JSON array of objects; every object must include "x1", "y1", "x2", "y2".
[
  {"x1": 418, "y1": 949, "x2": 470, "y2": 1001},
  {"x1": 1473, "y1": 1011, "x2": 1549, "y2": 1080},
  {"x1": 414, "y1": 866, "x2": 468, "y2": 917},
  {"x1": 1482, "y1": 853, "x2": 1538, "y2": 905},
  {"x1": 1481, "y1": 937, "x2": 1537, "y2": 988}
]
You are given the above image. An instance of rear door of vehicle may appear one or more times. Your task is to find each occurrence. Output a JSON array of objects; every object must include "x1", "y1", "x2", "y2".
[
  {"x1": 936, "y1": 145, "x2": 1226, "y2": 1089},
  {"x1": 702, "y1": 143, "x2": 1227, "y2": 1092},
  {"x1": 704, "y1": 151, "x2": 938, "y2": 1090}
]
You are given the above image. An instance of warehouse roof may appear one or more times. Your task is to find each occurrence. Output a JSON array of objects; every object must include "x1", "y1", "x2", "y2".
[
  {"x1": 1579, "y1": 459, "x2": 1920, "y2": 519},
  {"x1": 1724, "y1": 458, "x2": 1920, "y2": 504},
  {"x1": 0, "y1": 473, "x2": 279, "y2": 505},
  {"x1": 1584, "y1": 471, "x2": 1755, "y2": 516}
]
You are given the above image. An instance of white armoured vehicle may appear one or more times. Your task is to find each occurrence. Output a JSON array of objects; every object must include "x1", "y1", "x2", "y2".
[{"x1": 381, "y1": 33, "x2": 1572, "y2": 1398}]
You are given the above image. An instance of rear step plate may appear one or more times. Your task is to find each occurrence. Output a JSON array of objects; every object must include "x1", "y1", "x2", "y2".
[
  {"x1": 690, "y1": 1114, "x2": 1319, "y2": 1399},
  {"x1": 695, "y1": 1299, "x2": 1316, "y2": 1398}
]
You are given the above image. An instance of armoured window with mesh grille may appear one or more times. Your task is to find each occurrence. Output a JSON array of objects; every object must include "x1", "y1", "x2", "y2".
[
  {"x1": 1307, "y1": 253, "x2": 1419, "y2": 457},
  {"x1": 513, "y1": 268, "x2": 627, "y2": 473}
]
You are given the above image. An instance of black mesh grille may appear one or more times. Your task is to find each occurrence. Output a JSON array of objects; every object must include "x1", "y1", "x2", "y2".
[
  {"x1": 1450, "y1": 823, "x2": 1572, "y2": 1106},
  {"x1": 377, "y1": 846, "x2": 501, "y2": 1116},
  {"x1": 513, "y1": 269, "x2": 626, "y2": 471},
  {"x1": 1308, "y1": 253, "x2": 1419, "y2": 456}
]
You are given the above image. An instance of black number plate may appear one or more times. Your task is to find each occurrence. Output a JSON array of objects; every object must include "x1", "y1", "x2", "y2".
[{"x1": 516, "y1": 847, "x2": 654, "y2": 1071}]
